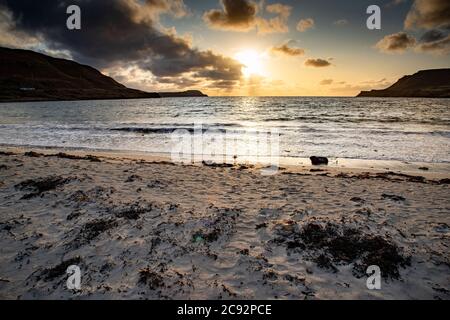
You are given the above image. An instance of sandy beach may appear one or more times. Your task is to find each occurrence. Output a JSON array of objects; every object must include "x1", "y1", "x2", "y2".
[{"x1": 0, "y1": 147, "x2": 448, "y2": 300}]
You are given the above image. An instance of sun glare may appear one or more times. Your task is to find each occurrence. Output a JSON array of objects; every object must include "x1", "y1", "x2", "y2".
[{"x1": 235, "y1": 50, "x2": 265, "y2": 78}]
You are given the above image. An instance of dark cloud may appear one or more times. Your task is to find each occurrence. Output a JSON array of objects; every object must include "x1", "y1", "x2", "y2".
[
  {"x1": 157, "y1": 76, "x2": 201, "y2": 88},
  {"x1": 416, "y1": 34, "x2": 450, "y2": 55},
  {"x1": 203, "y1": 0, "x2": 257, "y2": 31},
  {"x1": 203, "y1": 0, "x2": 291, "y2": 34},
  {"x1": 304, "y1": 58, "x2": 331, "y2": 67},
  {"x1": 0, "y1": 0, "x2": 242, "y2": 88},
  {"x1": 271, "y1": 42, "x2": 305, "y2": 56},
  {"x1": 375, "y1": 32, "x2": 416, "y2": 53},
  {"x1": 420, "y1": 29, "x2": 447, "y2": 43},
  {"x1": 405, "y1": 0, "x2": 450, "y2": 30}
]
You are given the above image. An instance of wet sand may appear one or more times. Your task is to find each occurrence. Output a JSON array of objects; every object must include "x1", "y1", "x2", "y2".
[{"x1": 0, "y1": 147, "x2": 449, "y2": 299}]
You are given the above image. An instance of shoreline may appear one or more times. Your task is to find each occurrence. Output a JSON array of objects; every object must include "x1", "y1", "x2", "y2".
[{"x1": 1, "y1": 145, "x2": 449, "y2": 180}]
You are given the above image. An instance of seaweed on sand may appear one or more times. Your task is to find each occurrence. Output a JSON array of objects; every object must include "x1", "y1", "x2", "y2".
[
  {"x1": 191, "y1": 208, "x2": 240, "y2": 244},
  {"x1": 47, "y1": 152, "x2": 101, "y2": 162},
  {"x1": 272, "y1": 220, "x2": 411, "y2": 279},
  {"x1": 112, "y1": 202, "x2": 155, "y2": 220},
  {"x1": 40, "y1": 256, "x2": 82, "y2": 281},
  {"x1": 70, "y1": 219, "x2": 118, "y2": 248},
  {"x1": 15, "y1": 176, "x2": 75, "y2": 199},
  {"x1": 139, "y1": 267, "x2": 165, "y2": 289}
]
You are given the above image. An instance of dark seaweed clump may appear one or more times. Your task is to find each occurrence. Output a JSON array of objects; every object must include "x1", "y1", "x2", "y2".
[
  {"x1": 192, "y1": 208, "x2": 240, "y2": 244},
  {"x1": 0, "y1": 151, "x2": 15, "y2": 156},
  {"x1": 273, "y1": 221, "x2": 411, "y2": 279},
  {"x1": 24, "y1": 151, "x2": 43, "y2": 157},
  {"x1": 15, "y1": 176, "x2": 75, "y2": 199},
  {"x1": 112, "y1": 202, "x2": 154, "y2": 220},
  {"x1": 41, "y1": 256, "x2": 82, "y2": 281},
  {"x1": 71, "y1": 219, "x2": 118, "y2": 248},
  {"x1": 139, "y1": 268, "x2": 164, "y2": 289},
  {"x1": 50, "y1": 152, "x2": 101, "y2": 162}
]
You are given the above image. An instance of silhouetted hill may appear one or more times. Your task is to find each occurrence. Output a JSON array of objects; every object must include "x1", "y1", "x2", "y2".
[
  {"x1": 357, "y1": 69, "x2": 450, "y2": 98},
  {"x1": 0, "y1": 47, "x2": 161, "y2": 102},
  {"x1": 159, "y1": 90, "x2": 208, "y2": 97}
]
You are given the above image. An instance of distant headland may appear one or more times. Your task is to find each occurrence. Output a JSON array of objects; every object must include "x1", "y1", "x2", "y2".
[
  {"x1": 0, "y1": 47, "x2": 207, "y2": 102},
  {"x1": 357, "y1": 69, "x2": 450, "y2": 98}
]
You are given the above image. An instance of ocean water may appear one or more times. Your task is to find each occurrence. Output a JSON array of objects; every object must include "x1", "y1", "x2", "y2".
[{"x1": 0, "y1": 97, "x2": 449, "y2": 163}]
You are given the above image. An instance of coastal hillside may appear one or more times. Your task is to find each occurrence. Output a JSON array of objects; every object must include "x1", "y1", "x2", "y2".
[
  {"x1": 357, "y1": 69, "x2": 450, "y2": 98},
  {"x1": 0, "y1": 47, "x2": 160, "y2": 102},
  {"x1": 0, "y1": 47, "x2": 207, "y2": 102},
  {"x1": 159, "y1": 90, "x2": 208, "y2": 97}
]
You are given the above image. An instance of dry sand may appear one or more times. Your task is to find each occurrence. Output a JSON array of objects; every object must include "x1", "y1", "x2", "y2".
[{"x1": 0, "y1": 147, "x2": 449, "y2": 300}]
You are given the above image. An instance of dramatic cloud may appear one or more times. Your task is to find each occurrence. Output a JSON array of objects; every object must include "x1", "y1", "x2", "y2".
[
  {"x1": 375, "y1": 32, "x2": 417, "y2": 53},
  {"x1": 203, "y1": 0, "x2": 257, "y2": 32},
  {"x1": 420, "y1": 29, "x2": 447, "y2": 42},
  {"x1": 145, "y1": 0, "x2": 188, "y2": 19},
  {"x1": 0, "y1": 0, "x2": 243, "y2": 89},
  {"x1": 405, "y1": 0, "x2": 450, "y2": 30},
  {"x1": 416, "y1": 34, "x2": 450, "y2": 55},
  {"x1": 204, "y1": 0, "x2": 291, "y2": 34},
  {"x1": 319, "y1": 79, "x2": 333, "y2": 85},
  {"x1": 0, "y1": 8, "x2": 41, "y2": 50},
  {"x1": 256, "y1": 4, "x2": 291, "y2": 35},
  {"x1": 296, "y1": 18, "x2": 314, "y2": 32},
  {"x1": 271, "y1": 41, "x2": 305, "y2": 56},
  {"x1": 304, "y1": 58, "x2": 332, "y2": 67}
]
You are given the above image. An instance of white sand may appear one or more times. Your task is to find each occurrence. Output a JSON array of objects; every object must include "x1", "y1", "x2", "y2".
[{"x1": 0, "y1": 147, "x2": 449, "y2": 300}]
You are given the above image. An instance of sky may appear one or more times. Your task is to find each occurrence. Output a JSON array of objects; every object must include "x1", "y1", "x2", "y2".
[{"x1": 0, "y1": 0, "x2": 449, "y2": 96}]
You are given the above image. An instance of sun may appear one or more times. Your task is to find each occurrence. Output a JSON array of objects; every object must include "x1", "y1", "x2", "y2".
[{"x1": 235, "y1": 50, "x2": 265, "y2": 78}]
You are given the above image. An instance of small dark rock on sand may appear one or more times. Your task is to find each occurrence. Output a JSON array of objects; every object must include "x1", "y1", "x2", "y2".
[{"x1": 310, "y1": 156, "x2": 329, "y2": 165}]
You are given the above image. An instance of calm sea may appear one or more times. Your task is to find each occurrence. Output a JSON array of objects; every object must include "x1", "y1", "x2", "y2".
[{"x1": 0, "y1": 97, "x2": 449, "y2": 163}]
